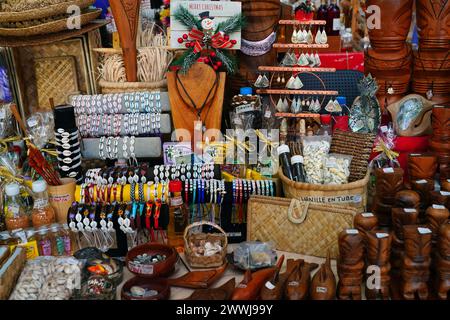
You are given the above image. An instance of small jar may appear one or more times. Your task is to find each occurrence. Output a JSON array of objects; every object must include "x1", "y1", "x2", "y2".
[
  {"x1": 61, "y1": 224, "x2": 74, "y2": 256},
  {"x1": 291, "y1": 155, "x2": 306, "y2": 183},
  {"x1": 4, "y1": 183, "x2": 30, "y2": 230},
  {"x1": 37, "y1": 228, "x2": 52, "y2": 256},
  {"x1": 31, "y1": 180, "x2": 56, "y2": 228},
  {"x1": 50, "y1": 224, "x2": 65, "y2": 256}
]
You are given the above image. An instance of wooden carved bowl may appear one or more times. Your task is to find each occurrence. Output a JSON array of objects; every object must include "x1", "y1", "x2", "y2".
[
  {"x1": 413, "y1": 50, "x2": 450, "y2": 72},
  {"x1": 408, "y1": 153, "x2": 438, "y2": 180},
  {"x1": 121, "y1": 277, "x2": 170, "y2": 300},
  {"x1": 125, "y1": 243, "x2": 177, "y2": 278},
  {"x1": 416, "y1": 0, "x2": 450, "y2": 50},
  {"x1": 387, "y1": 94, "x2": 433, "y2": 137},
  {"x1": 366, "y1": 0, "x2": 414, "y2": 51}
]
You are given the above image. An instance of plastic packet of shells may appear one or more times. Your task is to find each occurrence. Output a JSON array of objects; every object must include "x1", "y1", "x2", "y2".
[
  {"x1": 323, "y1": 153, "x2": 352, "y2": 185},
  {"x1": 233, "y1": 241, "x2": 277, "y2": 270},
  {"x1": 25, "y1": 112, "x2": 55, "y2": 149},
  {"x1": 0, "y1": 103, "x2": 15, "y2": 139},
  {"x1": 9, "y1": 256, "x2": 84, "y2": 300},
  {"x1": 302, "y1": 135, "x2": 332, "y2": 184}
]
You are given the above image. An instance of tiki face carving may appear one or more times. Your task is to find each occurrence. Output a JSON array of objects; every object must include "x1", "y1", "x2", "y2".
[
  {"x1": 338, "y1": 231, "x2": 365, "y2": 264},
  {"x1": 395, "y1": 190, "x2": 421, "y2": 208},
  {"x1": 438, "y1": 222, "x2": 450, "y2": 259},
  {"x1": 392, "y1": 207, "x2": 419, "y2": 240},
  {"x1": 403, "y1": 225, "x2": 433, "y2": 262},
  {"x1": 408, "y1": 155, "x2": 438, "y2": 179},
  {"x1": 366, "y1": 231, "x2": 392, "y2": 265},
  {"x1": 416, "y1": 0, "x2": 450, "y2": 42}
]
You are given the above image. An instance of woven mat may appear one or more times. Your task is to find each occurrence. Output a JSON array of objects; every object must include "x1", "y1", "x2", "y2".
[
  {"x1": 35, "y1": 56, "x2": 78, "y2": 109},
  {"x1": 247, "y1": 196, "x2": 356, "y2": 259},
  {"x1": 330, "y1": 130, "x2": 376, "y2": 182}
]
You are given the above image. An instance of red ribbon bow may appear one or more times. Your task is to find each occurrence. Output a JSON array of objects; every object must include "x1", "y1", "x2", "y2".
[{"x1": 188, "y1": 28, "x2": 235, "y2": 53}]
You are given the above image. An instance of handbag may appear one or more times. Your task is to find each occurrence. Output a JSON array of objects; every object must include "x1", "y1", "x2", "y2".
[{"x1": 247, "y1": 196, "x2": 357, "y2": 258}]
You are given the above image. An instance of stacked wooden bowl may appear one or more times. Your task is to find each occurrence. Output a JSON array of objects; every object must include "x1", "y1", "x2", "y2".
[
  {"x1": 430, "y1": 106, "x2": 450, "y2": 183},
  {"x1": 413, "y1": 0, "x2": 450, "y2": 104},
  {"x1": 365, "y1": 0, "x2": 414, "y2": 110}
]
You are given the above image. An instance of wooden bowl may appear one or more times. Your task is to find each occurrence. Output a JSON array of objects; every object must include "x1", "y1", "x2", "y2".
[
  {"x1": 126, "y1": 242, "x2": 177, "y2": 278},
  {"x1": 121, "y1": 277, "x2": 170, "y2": 300}
]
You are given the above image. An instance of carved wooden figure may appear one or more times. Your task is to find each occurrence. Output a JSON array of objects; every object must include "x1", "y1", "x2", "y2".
[
  {"x1": 426, "y1": 205, "x2": 450, "y2": 243},
  {"x1": 285, "y1": 260, "x2": 318, "y2": 300},
  {"x1": 310, "y1": 253, "x2": 336, "y2": 300},
  {"x1": 436, "y1": 221, "x2": 450, "y2": 300},
  {"x1": 391, "y1": 207, "x2": 420, "y2": 271},
  {"x1": 374, "y1": 168, "x2": 404, "y2": 205},
  {"x1": 395, "y1": 190, "x2": 421, "y2": 209},
  {"x1": 416, "y1": 0, "x2": 450, "y2": 49},
  {"x1": 337, "y1": 230, "x2": 365, "y2": 300},
  {"x1": 365, "y1": 231, "x2": 392, "y2": 300},
  {"x1": 401, "y1": 225, "x2": 433, "y2": 300},
  {"x1": 408, "y1": 154, "x2": 438, "y2": 181},
  {"x1": 109, "y1": 0, "x2": 141, "y2": 82}
]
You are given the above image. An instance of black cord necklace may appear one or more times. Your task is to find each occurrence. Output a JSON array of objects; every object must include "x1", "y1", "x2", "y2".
[{"x1": 175, "y1": 70, "x2": 219, "y2": 122}]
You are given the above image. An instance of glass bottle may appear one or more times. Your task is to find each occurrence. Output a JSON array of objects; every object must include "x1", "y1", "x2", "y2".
[
  {"x1": 50, "y1": 224, "x2": 65, "y2": 256},
  {"x1": 31, "y1": 180, "x2": 56, "y2": 228},
  {"x1": 327, "y1": 0, "x2": 341, "y2": 36},
  {"x1": 291, "y1": 155, "x2": 306, "y2": 183},
  {"x1": 317, "y1": 0, "x2": 328, "y2": 21},
  {"x1": 37, "y1": 228, "x2": 52, "y2": 256},
  {"x1": 4, "y1": 183, "x2": 30, "y2": 231},
  {"x1": 167, "y1": 181, "x2": 188, "y2": 248},
  {"x1": 277, "y1": 145, "x2": 294, "y2": 180},
  {"x1": 61, "y1": 224, "x2": 74, "y2": 255}
]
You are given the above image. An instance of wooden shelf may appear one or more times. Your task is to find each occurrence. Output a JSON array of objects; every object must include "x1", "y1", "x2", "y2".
[
  {"x1": 275, "y1": 113, "x2": 321, "y2": 118},
  {"x1": 258, "y1": 66, "x2": 336, "y2": 73},
  {"x1": 273, "y1": 43, "x2": 329, "y2": 49},
  {"x1": 257, "y1": 89, "x2": 338, "y2": 96},
  {"x1": 279, "y1": 20, "x2": 327, "y2": 25}
]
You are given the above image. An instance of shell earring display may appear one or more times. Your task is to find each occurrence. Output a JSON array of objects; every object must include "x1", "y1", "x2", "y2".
[
  {"x1": 254, "y1": 74, "x2": 263, "y2": 87},
  {"x1": 314, "y1": 52, "x2": 321, "y2": 67},
  {"x1": 306, "y1": 26, "x2": 314, "y2": 44},
  {"x1": 261, "y1": 73, "x2": 270, "y2": 88},
  {"x1": 286, "y1": 75, "x2": 296, "y2": 89},
  {"x1": 291, "y1": 26, "x2": 298, "y2": 44},
  {"x1": 320, "y1": 28, "x2": 328, "y2": 44},
  {"x1": 276, "y1": 97, "x2": 284, "y2": 112},
  {"x1": 315, "y1": 27, "x2": 322, "y2": 44}
]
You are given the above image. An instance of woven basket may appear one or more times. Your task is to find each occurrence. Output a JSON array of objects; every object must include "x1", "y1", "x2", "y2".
[
  {"x1": 247, "y1": 196, "x2": 357, "y2": 258},
  {"x1": 329, "y1": 130, "x2": 376, "y2": 182},
  {"x1": 0, "y1": 8, "x2": 101, "y2": 37},
  {"x1": 184, "y1": 221, "x2": 228, "y2": 269},
  {"x1": 98, "y1": 79, "x2": 168, "y2": 93},
  {"x1": 0, "y1": 0, "x2": 94, "y2": 23},
  {"x1": 279, "y1": 168, "x2": 370, "y2": 213}
]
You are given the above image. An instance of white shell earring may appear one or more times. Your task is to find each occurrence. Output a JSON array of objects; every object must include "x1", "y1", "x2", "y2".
[
  {"x1": 276, "y1": 97, "x2": 284, "y2": 112},
  {"x1": 293, "y1": 76, "x2": 304, "y2": 90},
  {"x1": 315, "y1": 28, "x2": 322, "y2": 44},
  {"x1": 291, "y1": 27, "x2": 298, "y2": 44},
  {"x1": 320, "y1": 28, "x2": 328, "y2": 44},
  {"x1": 286, "y1": 75, "x2": 296, "y2": 89},
  {"x1": 306, "y1": 28, "x2": 313, "y2": 44}
]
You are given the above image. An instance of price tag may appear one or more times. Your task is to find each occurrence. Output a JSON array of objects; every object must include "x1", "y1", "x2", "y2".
[
  {"x1": 0, "y1": 108, "x2": 5, "y2": 120},
  {"x1": 440, "y1": 191, "x2": 450, "y2": 196},
  {"x1": 264, "y1": 110, "x2": 272, "y2": 118},
  {"x1": 346, "y1": 229, "x2": 359, "y2": 235},
  {"x1": 27, "y1": 118, "x2": 38, "y2": 128},
  {"x1": 410, "y1": 153, "x2": 421, "y2": 156},
  {"x1": 432, "y1": 204, "x2": 446, "y2": 210},
  {"x1": 418, "y1": 227, "x2": 432, "y2": 235},
  {"x1": 265, "y1": 281, "x2": 275, "y2": 290},
  {"x1": 380, "y1": 126, "x2": 388, "y2": 133},
  {"x1": 404, "y1": 208, "x2": 417, "y2": 213},
  {"x1": 233, "y1": 117, "x2": 243, "y2": 126},
  {"x1": 332, "y1": 18, "x2": 341, "y2": 31},
  {"x1": 361, "y1": 212, "x2": 374, "y2": 218},
  {"x1": 415, "y1": 179, "x2": 427, "y2": 184},
  {"x1": 376, "y1": 232, "x2": 389, "y2": 239},
  {"x1": 383, "y1": 168, "x2": 394, "y2": 173},
  {"x1": 316, "y1": 286, "x2": 328, "y2": 293}
]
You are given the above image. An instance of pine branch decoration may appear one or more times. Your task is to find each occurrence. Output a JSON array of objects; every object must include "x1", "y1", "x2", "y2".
[
  {"x1": 215, "y1": 49, "x2": 237, "y2": 74},
  {"x1": 216, "y1": 14, "x2": 246, "y2": 34},
  {"x1": 173, "y1": 5, "x2": 202, "y2": 30},
  {"x1": 172, "y1": 48, "x2": 200, "y2": 74}
]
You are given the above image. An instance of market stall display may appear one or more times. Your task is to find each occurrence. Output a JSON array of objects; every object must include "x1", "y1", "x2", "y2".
[{"x1": 0, "y1": 0, "x2": 449, "y2": 303}]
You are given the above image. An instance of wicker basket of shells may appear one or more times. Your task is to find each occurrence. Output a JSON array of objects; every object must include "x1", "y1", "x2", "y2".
[{"x1": 184, "y1": 221, "x2": 228, "y2": 269}]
